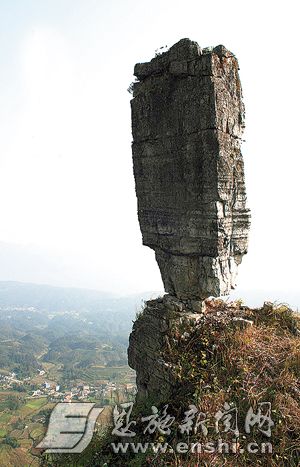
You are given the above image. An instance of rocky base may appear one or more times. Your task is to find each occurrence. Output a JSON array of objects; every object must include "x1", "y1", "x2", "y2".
[{"x1": 128, "y1": 294, "x2": 254, "y2": 401}]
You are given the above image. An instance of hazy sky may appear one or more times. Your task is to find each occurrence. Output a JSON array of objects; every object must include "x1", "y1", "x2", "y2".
[{"x1": 0, "y1": 0, "x2": 299, "y2": 301}]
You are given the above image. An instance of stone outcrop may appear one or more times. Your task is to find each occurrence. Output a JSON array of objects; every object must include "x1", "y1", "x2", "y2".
[
  {"x1": 131, "y1": 39, "x2": 250, "y2": 300},
  {"x1": 128, "y1": 295, "x2": 254, "y2": 401}
]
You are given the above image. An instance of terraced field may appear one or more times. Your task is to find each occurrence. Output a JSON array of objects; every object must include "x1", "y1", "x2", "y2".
[
  {"x1": 0, "y1": 395, "x2": 55, "y2": 467},
  {"x1": 78, "y1": 365, "x2": 136, "y2": 383}
]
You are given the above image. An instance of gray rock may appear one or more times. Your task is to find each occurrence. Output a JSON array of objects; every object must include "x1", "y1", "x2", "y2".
[
  {"x1": 131, "y1": 38, "x2": 251, "y2": 300},
  {"x1": 163, "y1": 294, "x2": 185, "y2": 312},
  {"x1": 190, "y1": 299, "x2": 203, "y2": 313},
  {"x1": 128, "y1": 297, "x2": 203, "y2": 400},
  {"x1": 128, "y1": 296, "x2": 252, "y2": 400}
]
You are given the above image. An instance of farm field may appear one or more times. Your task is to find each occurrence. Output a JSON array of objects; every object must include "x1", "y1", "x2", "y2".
[
  {"x1": 78, "y1": 365, "x2": 136, "y2": 384},
  {"x1": 0, "y1": 395, "x2": 55, "y2": 467}
]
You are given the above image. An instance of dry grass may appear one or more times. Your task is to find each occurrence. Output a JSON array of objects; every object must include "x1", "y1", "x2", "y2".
[
  {"x1": 47, "y1": 301, "x2": 300, "y2": 467},
  {"x1": 162, "y1": 301, "x2": 300, "y2": 466}
]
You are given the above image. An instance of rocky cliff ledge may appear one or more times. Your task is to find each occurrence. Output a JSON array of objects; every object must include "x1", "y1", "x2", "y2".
[
  {"x1": 128, "y1": 295, "x2": 254, "y2": 401},
  {"x1": 131, "y1": 38, "x2": 251, "y2": 299},
  {"x1": 126, "y1": 298, "x2": 300, "y2": 466}
]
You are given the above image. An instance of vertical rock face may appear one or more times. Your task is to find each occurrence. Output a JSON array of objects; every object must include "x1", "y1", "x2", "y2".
[{"x1": 131, "y1": 39, "x2": 250, "y2": 299}]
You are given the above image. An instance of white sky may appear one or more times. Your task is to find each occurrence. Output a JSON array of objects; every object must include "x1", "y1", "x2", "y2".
[{"x1": 0, "y1": 0, "x2": 299, "y2": 300}]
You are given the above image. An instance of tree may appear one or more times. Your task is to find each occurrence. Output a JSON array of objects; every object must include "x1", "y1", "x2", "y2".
[{"x1": 3, "y1": 435, "x2": 20, "y2": 448}]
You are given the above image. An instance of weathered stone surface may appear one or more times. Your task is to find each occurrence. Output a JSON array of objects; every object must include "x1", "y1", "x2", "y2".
[
  {"x1": 128, "y1": 296, "x2": 253, "y2": 400},
  {"x1": 131, "y1": 38, "x2": 251, "y2": 299},
  {"x1": 128, "y1": 296, "x2": 201, "y2": 401}
]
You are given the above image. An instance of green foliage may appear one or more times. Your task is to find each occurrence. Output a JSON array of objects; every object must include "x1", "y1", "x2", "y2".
[
  {"x1": 11, "y1": 383, "x2": 26, "y2": 392},
  {"x1": 11, "y1": 419, "x2": 25, "y2": 431},
  {"x1": 1, "y1": 435, "x2": 20, "y2": 448},
  {"x1": 4, "y1": 395, "x2": 23, "y2": 411}
]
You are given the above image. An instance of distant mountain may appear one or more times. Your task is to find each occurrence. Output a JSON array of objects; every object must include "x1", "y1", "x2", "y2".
[
  {"x1": 0, "y1": 281, "x2": 158, "y2": 312},
  {"x1": 0, "y1": 281, "x2": 159, "y2": 378},
  {"x1": 0, "y1": 281, "x2": 115, "y2": 310}
]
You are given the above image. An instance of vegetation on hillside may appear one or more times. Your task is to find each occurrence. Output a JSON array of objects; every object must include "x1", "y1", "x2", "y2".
[
  {"x1": 0, "y1": 281, "x2": 142, "y2": 377},
  {"x1": 0, "y1": 282, "x2": 143, "y2": 466},
  {"x1": 49, "y1": 301, "x2": 300, "y2": 466}
]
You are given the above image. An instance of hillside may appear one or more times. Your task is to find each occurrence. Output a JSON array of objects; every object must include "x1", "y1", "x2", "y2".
[
  {"x1": 0, "y1": 281, "x2": 145, "y2": 466},
  {"x1": 0, "y1": 281, "x2": 156, "y2": 377},
  {"x1": 50, "y1": 299, "x2": 300, "y2": 466}
]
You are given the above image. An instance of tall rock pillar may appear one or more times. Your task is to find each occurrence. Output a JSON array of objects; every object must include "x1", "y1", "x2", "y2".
[{"x1": 131, "y1": 39, "x2": 250, "y2": 300}]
